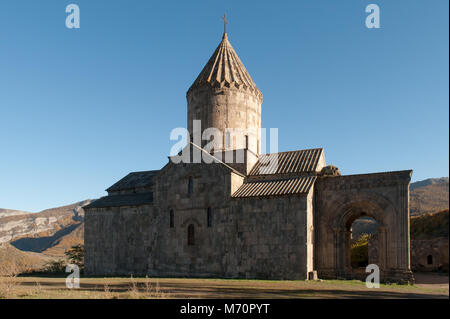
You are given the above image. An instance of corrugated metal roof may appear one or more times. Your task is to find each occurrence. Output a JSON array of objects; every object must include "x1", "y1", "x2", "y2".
[
  {"x1": 85, "y1": 193, "x2": 154, "y2": 209},
  {"x1": 106, "y1": 170, "x2": 159, "y2": 192},
  {"x1": 249, "y1": 148, "x2": 323, "y2": 176},
  {"x1": 232, "y1": 176, "x2": 316, "y2": 198}
]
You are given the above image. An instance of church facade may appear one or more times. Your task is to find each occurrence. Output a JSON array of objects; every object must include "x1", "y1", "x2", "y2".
[{"x1": 84, "y1": 32, "x2": 414, "y2": 283}]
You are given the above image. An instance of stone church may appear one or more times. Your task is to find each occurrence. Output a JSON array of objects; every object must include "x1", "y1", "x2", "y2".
[{"x1": 84, "y1": 31, "x2": 414, "y2": 283}]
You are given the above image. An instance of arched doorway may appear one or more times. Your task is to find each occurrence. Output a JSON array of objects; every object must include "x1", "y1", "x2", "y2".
[
  {"x1": 348, "y1": 215, "x2": 379, "y2": 278},
  {"x1": 315, "y1": 171, "x2": 414, "y2": 283},
  {"x1": 332, "y1": 200, "x2": 388, "y2": 280}
]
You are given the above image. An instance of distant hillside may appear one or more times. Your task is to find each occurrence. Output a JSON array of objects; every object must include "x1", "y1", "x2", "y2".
[
  {"x1": 0, "y1": 208, "x2": 30, "y2": 218},
  {"x1": 411, "y1": 209, "x2": 449, "y2": 240},
  {"x1": 410, "y1": 177, "x2": 449, "y2": 191},
  {"x1": 0, "y1": 243, "x2": 52, "y2": 275},
  {"x1": 41, "y1": 223, "x2": 84, "y2": 256},
  {"x1": 410, "y1": 177, "x2": 449, "y2": 216},
  {"x1": 0, "y1": 200, "x2": 91, "y2": 256}
]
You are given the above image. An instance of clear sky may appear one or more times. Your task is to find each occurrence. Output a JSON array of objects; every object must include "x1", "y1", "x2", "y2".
[{"x1": 0, "y1": 0, "x2": 448, "y2": 212}]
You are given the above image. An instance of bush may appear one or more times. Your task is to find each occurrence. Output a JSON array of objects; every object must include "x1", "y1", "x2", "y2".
[
  {"x1": 42, "y1": 259, "x2": 67, "y2": 273},
  {"x1": 64, "y1": 244, "x2": 84, "y2": 270}
]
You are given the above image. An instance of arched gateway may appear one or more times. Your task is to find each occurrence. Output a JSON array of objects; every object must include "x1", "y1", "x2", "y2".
[{"x1": 314, "y1": 170, "x2": 414, "y2": 283}]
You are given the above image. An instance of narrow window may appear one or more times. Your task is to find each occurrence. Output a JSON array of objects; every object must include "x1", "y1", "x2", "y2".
[
  {"x1": 427, "y1": 255, "x2": 433, "y2": 265},
  {"x1": 169, "y1": 209, "x2": 174, "y2": 228},
  {"x1": 188, "y1": 224, "x2": 195, "y2": 245},
  {"x1": 244, "y1": 135, "x2": 248, "y2": 149},
  {"x1": 188, "y1": 176, "x2": 193, "y2": 194},
  {"x1": 207, "y1": 207, "x2": 212, "y2": 227}
]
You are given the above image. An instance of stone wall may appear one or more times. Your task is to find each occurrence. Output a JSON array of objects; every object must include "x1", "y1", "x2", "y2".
[
  {"x1": 85, "y1": 161, "x2": 312, "y2": 279},
  {"x1": 85, "y1": 165, "x2": 413, "y2": 282},
  {"x1": 411, "y1": 238, "x2": 449, "y2": 272},
  {"x1": 84, "y1": 205, "x2": 154, "y2": 275},
  {"x1": 368, "y1": 234, "x2": 379, "y2": 265},
  {"x1": 314, "y1": 170, "x2": 414, "y2": 282},
  {"x1": 187, "y1": 87, "x2": 261, "y2": 156}
]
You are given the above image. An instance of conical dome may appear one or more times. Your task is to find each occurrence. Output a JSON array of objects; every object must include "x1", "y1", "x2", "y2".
[
  {"x1": 186, "y1": 31, "x2": 263, "y2": 163},
  {"x1": 187, "y1": 33, "x2": 262, "y2": 100}
]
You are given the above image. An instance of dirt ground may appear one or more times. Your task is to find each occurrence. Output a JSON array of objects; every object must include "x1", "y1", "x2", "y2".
[
  {"x1": 414, "y1": 272, "x2": 449, "y2": 290},
  {"x1": 1, "y1": 272, "x2": 448, "y2": 299}
]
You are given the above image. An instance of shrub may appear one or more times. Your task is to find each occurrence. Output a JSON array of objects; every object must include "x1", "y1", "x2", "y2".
[
  {"x1": 64, "y1": 244, "x2": 84, "y2": 270},
  {"x1": 42, "y1": 259, "x2": 66, "y2": 273}
]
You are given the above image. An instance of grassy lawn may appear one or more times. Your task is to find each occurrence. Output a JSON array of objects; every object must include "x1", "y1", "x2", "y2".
[{"x1": 0, "y1": 275, "x2": 448, "y2": 299}]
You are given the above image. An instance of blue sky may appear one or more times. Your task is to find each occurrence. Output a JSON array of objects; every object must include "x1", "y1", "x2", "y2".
[{"x1": 0, "y1": 0, "x2": 448, "y2": 212}]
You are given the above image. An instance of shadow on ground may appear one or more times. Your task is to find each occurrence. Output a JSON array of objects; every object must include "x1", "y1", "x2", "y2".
[{"x1": 16, "y1": 277, "x2": 449, "y2": 299}]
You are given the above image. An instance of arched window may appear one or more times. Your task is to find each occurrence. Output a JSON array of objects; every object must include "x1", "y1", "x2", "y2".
[
  {"x1": 188, "y1": 224, "x2": 195, "y2": 245},
  {"x1": 207, "y1": 207, "x2": 212, "y2": 227},
  {"x1": 427, "y1": 255, "x2": 433, "y2": 265},
  {"x1": 188, "y1": 176, "x2": 193, "y2": 194},
  {"x1": 169, "y1": 209, "x2": 174, "y2": 228}
]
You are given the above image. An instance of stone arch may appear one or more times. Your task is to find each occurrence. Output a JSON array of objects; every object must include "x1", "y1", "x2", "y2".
[
  {"x1": 327, "y1": 191, "x2": 396, "y2": 230},
  {"x1": 180, "y1": 217, "x2": 202, "y2": 228},
  {"x1": 328, "y1": 192, "x2": 397, "y2": 279},
  {"x1": 333, "y1": 201, "x2": 386, "y2": 230}
]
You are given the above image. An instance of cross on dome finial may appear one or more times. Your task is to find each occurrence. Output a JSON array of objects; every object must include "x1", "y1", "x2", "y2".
[
  {"x1": 222, "y1": 14, "x2": 228, "y2": 34},
  {"x1": 187, "y1": 18, "x2": 262, "y2": 101}
]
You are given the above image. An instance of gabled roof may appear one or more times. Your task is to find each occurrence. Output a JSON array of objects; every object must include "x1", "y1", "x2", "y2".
[
  {"x1": 106, "y1": 170, "x2": 159, "y2": 192},
  {"x1": 85, "y1": 193, "x2": 154, "y2": 209},
  {"x1": 232, "y1": 176, "x2": 316, "y2": 198},
  {"x1": 249, "y1": 148, "x2": 324, "y2": 176},
  {"x1": 187, "y1": 33, "x2": 262, "y2": 100}
]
